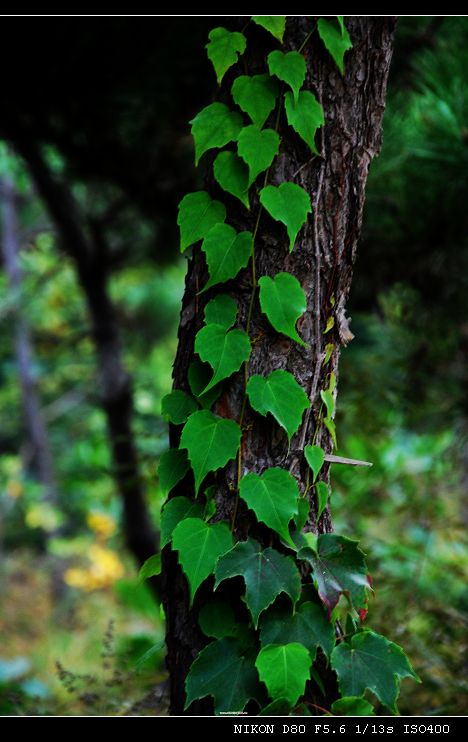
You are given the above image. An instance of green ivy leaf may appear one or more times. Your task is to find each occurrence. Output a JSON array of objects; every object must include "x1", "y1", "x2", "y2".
[
  {"x1": 247, "y1": 370, "x2": 308, "y2": 441},
  {"x1": 201, "y1": 223, "x2": 253, "y2": 291},
  {"x1": 180, "y1": 410, "x2": 241, "y2": 493},
  {"x1": 320, "y1": 389, "x2": 335, "y2": 418},
  {"x1": 284, "y1": 90, "x2": 324, "y2": 155},
  {"x1": 204, "y1": 294, "x2": 237, "y2": 330},
  {"x1": 195, "y1": 324, "x2": 251, "y2": 393},
  {"x1": 259, "y1": 698, "x2": 292, "y2": 715},
  {"x1": 252, "y1": 16, "x2": 286, "y2": 43},
  {"x1": 161, "y1": 389, "x2": 198, "y2": 425},
  {"x1": 239, "y1": 467, "x2": 299, "y2": 546},
  {"x1": 315, "y1": 481, "x2": 329, "y2": 521},
  {"x1": 172, "y1": 517, "x2": 233, "y2": 603},
  {"x1": 206, "y1": 27, "x2": 247, "y2": 84},
  {"x1": 188, "y1": 360, "x2": 223, "y2": 410},
  {"x1": 304, "y1": 444, "x2": 325, "y2": 482},
  {"x1": 298, "y1": 533, "x2": 371, "y2": 616},
  {"x1": 138, "y1": 554, "x2": 161, "y2": 582},
  {"x1": 260, "y1": 182, "x2": 311, "y2": 250},
  {"x1": 256, "y1": 643, "x2": 311, "y2": 706},
  {"x1": 323, "y1": 416, "x2": 337, "y2": 447},
  {"x1": 185, "y1": 637, "x2": 260, "y2": 714},
  {"x1": 237, "y1": 126, "x2": 280, "y2": 187},
  {"x1": 331, "y1": 631, "x2": 420, "y2": 714},
  {"x1": 331, "y1": 696, "x2": 375, "y2": 716},
  {"x1": 160, "y1": 496, "x2": 203, "y2": 549},
  {"x1": 324, "y1": 342, "x2": 334, "y2": 365},
  {"x1": 231, "y1": 74, "x2": 279, "y2": 128},
  {"x1": 177, "y1": 191, "x2": 226, "y2": 253},
  {"x1": 294, "y1": 497, "x2": 310, "y2": 531},
  {"x1": 268, "y1": 50, "x2": 306, "y2": 104},
  {"x1": 199, "y1": 600, "x2": 238, "y2": 639},
  {"x1": 260, "y1": 601, "x2": 335, "y2": 660},
  {"x1": 158, "y1": 448, "x2": 190, "y2": 496},
  {"x1": 317, "y1": 18, "x2": 353, "y2": 75},
  {"x1": 214, "y1": 151, "x2": 250, "y2": 208},
  {"x1": 215, "y1": 538, "x2": 301, "y2": 627},
  {"x1": 259, "y1": 272, "x2": 307, "y2": 345},
  {"x1": 190, "y1": 103, "x2": 243, "y2": 165}
]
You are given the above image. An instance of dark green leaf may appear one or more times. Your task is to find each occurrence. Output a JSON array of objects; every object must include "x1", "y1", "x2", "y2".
[
  {"x1": 206, "y1": 27, "x2": 247, "y2": 84},
  {"x1": 204, "y1": 294, "x2": 237, "y2": 330},
  {"x1": 247, "y1": 369, "x2": 308, "y2": 441},
  {"x1": 195, "y1": 324, "x2": 251, "y2": 393},
  {"x1": 188, "y1": 360, "x2": 223, "y2": 410},
  {"x1": 160, "y1": 496, "x2": 203, "y2": 549},
  {"x1": 256, "y1": 643, "x2": 311, "y2": 706},
  {"x1": 252, "y1": 16, "x2": 286, "y2": 43},
  {"x1": 237, "y1": 126, "x2": 280, "y2": 187},
  {"x1": 190, "y1": 103, "x2": 243, "y2": 165},
  {"x1": 199, "y1": 600, "x2": 238, "y2": 639},
  {"x1": 180, "y1": 410, "x2": 241, "y2": 493},
  {"x1": 284, "y1": 90, "x2": 324, "y2": 155},
  {"x1": 215, "y1": 537, "x2": 301, "y2": 627},
  {"x1": 172, "y1": 517, "x2": 233, "y2": 603},
  {"x1": 201, "y1": 223, "x2": 253, "y2": 291},
  {"x1": 315, "y1": 481, "x2": 329, "y2": 521},
  {"x1": 268, "y1": 50, "x2": 306, "y2": 104},
  {"x1": 331, "y1": 631, "x2": 420, "y2": 714},
  {"x1": 161, "y1": 389, "x2": 198, "y2": 425},
  {"x1": 158, "y1": 448, "x2": 190, "y2": 496},
  {"x1": 231, "y1": 74, "x2": 279, "y2": 128},
  {"x1": 317, "y1": 18, "x2": 353, "y2": 75},
  {"x1": 304, "y1": 444, "x2": 325, "y2": 482},
  {"x1": 260, "y1": 601, "x2": 335, "y2": 660},
  {"x1": 177, "y1": 191, "x2": 226, "y2": 253},
  {"x1": 294, "y1": 497, "x2": 310, "y2": 531},
  {"x1": 260, "y1": 182, "x2": 311, "y2": 250},
  {"x1": 138, "y1": 554, "x2": 161, "y2": 582},
  {"x1": 214, "y1": 151, "x2": 250, "y2": 208},
  {"x1": 239, "y1": 467, "x2": 299, "y2": 546},
  {"x1": 185, "y1": 637, "x2": 260, "y2": 714},
  {"x1": 259, "y1": 271, "x2": 307, "y2": 345},
  {"x1": 331, "y1": 696, "x2": 375, "y2": 716},
  {"x1": 258, "y1": 698, "x2": 292, "y2": 715}
]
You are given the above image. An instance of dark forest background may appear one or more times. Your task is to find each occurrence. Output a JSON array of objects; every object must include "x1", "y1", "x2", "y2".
[{"x1": 0, "y1": 16, "x2": 466, "y2": 715}]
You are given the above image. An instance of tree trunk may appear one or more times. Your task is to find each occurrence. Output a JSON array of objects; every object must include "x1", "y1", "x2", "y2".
[{"x1": 163, "y1": 17, "x2": 395, "y2": 714}]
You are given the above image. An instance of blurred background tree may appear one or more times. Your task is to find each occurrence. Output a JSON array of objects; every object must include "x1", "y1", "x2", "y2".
[{"x1": 0, "y1": 16, "x2": 466, "y2": 715}]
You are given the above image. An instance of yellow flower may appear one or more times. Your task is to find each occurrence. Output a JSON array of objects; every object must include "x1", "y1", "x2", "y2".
[
  {"x1": 87, "y1": 511, "x2": 117, "y2": 540},
  {"x1": 64, "y1": 544, "x2": 125, "y2": 591}
]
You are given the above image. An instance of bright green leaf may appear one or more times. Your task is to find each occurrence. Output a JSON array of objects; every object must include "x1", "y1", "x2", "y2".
[
  {"x1": 195, "y1": 324, "x2": 251, "y2": 393},
  {"x1": 188, "y1": 360, "x2": 223, "y2": 409},
  {"x1": 247, "y1": 370, "x2": 308, "y2": 441},
  {"x1": 203, "y1": 485, "x2": 217, "y2": 522},
  {"x1": 323, "y1": 343, "x2": 334, "y2": 365},
  {"x1": 180, "y1": 410, "x2": 241, "y2": 493},
  {"x1": 214, "y1": 151, "x2": 250, "y2": 208},
  {"x1": 172, "y1": 517, "x2": 233, "y2": 603},
  {"x1": 260, "y1": 601, "x2": 335, "y2": 660},
  {"x1": 317, "y1": 18, "x2": 353, "y2": 75},
  {"x1": 177, "y1": 191, "x2": 226, "y2": 253},
  {"x1": 138, "y1": 554, "x2": 161, "y2": 582},
  {"x1": 284, "y1": 90, "x2": 324, "y2": 155},
  {"x1": 331, "y1": 631, "x2": 420, "y2": 714},
  {"x1": 320, "y1": 389, "x2": 335, "y2": 418},
  {"x1": 268, "y1": 50, "x2": 306, "y2": 104},
  {"x1": 215, "y1": 538, "x2": 301, "y2": 627},
  {"x1": 259, "y1": 271, "x2": 307, "y2": 345},
  {"x1": 160, "y1": 496, "x2": 203, "y2": 549},
  {"x1": 259, "y1": 698, "x2": 292, "y2": 715},
  {"x1": 190, "y1": 103, "x2": 243, "y2": 165},
  {"x1": 323, "y1": 416, "x2": 337, "y2": 447},
  {"x1": 161, "y1": 389, "x2": 198, "y2": 425},
  {"x1": 252, "y1": 16, "x2": 286, "y2": 43},
  {"x1": 260, "y1": 182, "x2": 311, "y2": 250},
  {"x1": 298, "y1": 533, "x2": 371, "y2": 616},
  {"x1": 304, "y1": 444, "x2": 325, "y2": 482},
  {"x1": 158, "y1": 448, "x2": 190, "y2": 496},
  {"x1": 331, "y1": 696, "x2": 375, "y2": 716},
  {"x1": 294, "y1": 497, "x2": 310, "y2": 531},
  {"x1": 237, "y1": 126, "x2": 280, "y2": 187},
  {"x1": 231, "y1": 74, "x2": 279, "y2": 128},
  {"x1": 185, "y1": 637, "x2": 260, "y2": 714},
  {"x1": 240, "y1": 467, "x2": 299, "y2": 546},
  {"x1": 201, "y1": 223, "x2": 253, "y2": 291},
  {"x1": 256, "y1": 643, "x2": 311, "y2": 706},
  {"x1": 315, "y1": 481, "x2": 329, "y2": 521},
  {"x1": 206, "y1": 27, "x2": 247, "y2": 84},
  {"x1": 324, "y1": 316, "x2": 335, "y2": 333},
  {"x1": 198, "y1": 600, "x2": 238, "y2": 639},
  {"x1": 204, "y1": 294, "x2": 237, "y2": 330},
  {"x1": 336, "y1": 16, "x2": 346, "y2": 36}
]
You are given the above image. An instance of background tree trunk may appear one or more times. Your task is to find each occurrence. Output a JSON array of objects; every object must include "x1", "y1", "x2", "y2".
[{"x1": 163, "y1": 17, "x2": 395, "y2": 714}]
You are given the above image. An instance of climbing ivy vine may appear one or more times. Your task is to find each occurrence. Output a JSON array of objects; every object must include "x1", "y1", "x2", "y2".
[{"x1": 154, "y1": 16, "x2": 419, "y2": 716}]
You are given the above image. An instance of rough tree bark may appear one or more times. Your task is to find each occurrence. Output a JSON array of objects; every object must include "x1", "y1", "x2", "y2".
[{"x1": 163, "y1": 17, "x2": 395, "y2": 714}]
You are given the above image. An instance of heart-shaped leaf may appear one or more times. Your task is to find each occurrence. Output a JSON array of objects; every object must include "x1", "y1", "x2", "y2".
[
  {"x1": 160, "y1": 496, "x2": 203, "y2": 549},
  {"x1": 247, "y1": 369, "x2": 308, "y2": 441},
  {"x1": 188, "y1": 360, "x2": 223, "y2": 409},
  {"x1": 304, "y1": 444, "x2": 325, "y2": 483},
  {"x1": 180, "y1": 410, "x2": 241, "y2": 493},
  {"x1": 161, "y1": 389, "x2": 198, "y2": 425},
  {"x1": 259, "y1": 271, "x2": 307, "y2": 345},
  {"x1": 177, "y1": 191, "x2": 226, "y2": 253},
  {"x1": 214, "y1": 151, "x2": 250, "y2": 208},
  {"x1": 284, "y1": 90, "x2": 324, "y2": 155},
  {"x1": 158, "y1": 448, "x2": 190, "y2": 496},
  {"x1": 195, "y1": 324, "x2": 251, "y2": 393},
  {"x1": 256, "y1": 643, "x2": 311, "y2": 706},
  {"x1": 237, "y1": 126, "x2": 280, "y2": 187},
  {"x1": 252, "y1": 16, "x2": 286, "y2": 43},
  {"x1": 239, "y1": 467, "x2": 299, "y2": 545},
  {"x1": 231, "y1": 74, "x2": 279, "y2": 128},
  {"x1": 201, "y1": 223, "x2": 253, "y2": 291},
  {"x1": 191, "y1": 102, "x2": 243, "y2": 165},
  {"x1": 260, "y1": 182, "x2": 311, "y2": 250},
  {"x1": 204, "y1": 294, "x2": 237, "y2": 330},
  {"x1": 260, "y1": 601, "x2": 335, "y2": 660},
  {"x1": 268, "y1": 50, "x2": 306, "y2": 103},
  {"x1": 317, "y1": 18, "x2": 353, "y2": 75},
  {"x1": 206, "y1": 27, "x2": 247, "y2": 84}
]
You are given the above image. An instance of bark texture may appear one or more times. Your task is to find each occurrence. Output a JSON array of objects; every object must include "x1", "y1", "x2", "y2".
[{"x1": 163, "y1": 17, "x2": 395, "y2": 714}]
